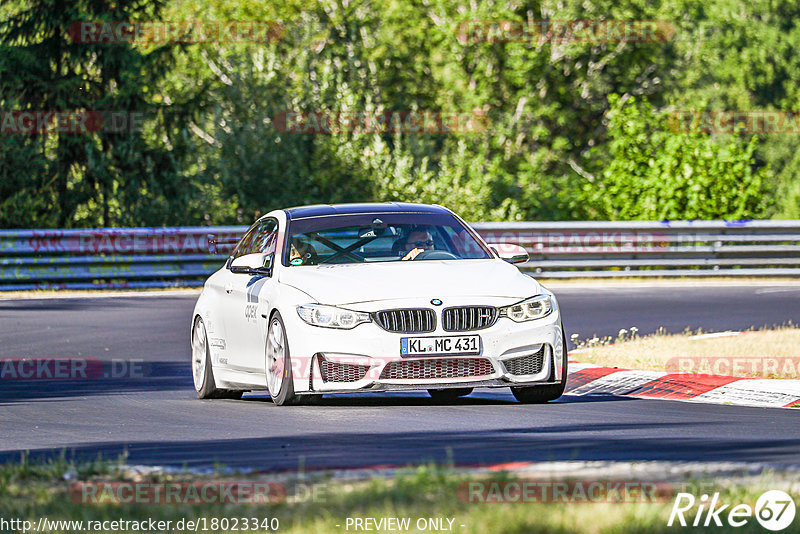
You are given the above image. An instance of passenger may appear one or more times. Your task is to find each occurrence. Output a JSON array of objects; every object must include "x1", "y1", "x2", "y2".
[{"x1": 289, "y1": 239, "x2": 317, "y2": 265}]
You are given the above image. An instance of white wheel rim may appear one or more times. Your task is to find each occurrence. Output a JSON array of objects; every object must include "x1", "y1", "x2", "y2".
[
  {"x1": 266, "y1": 319, "x2": 286, "y2": 396},
  {"x1": 192, "y1": 319, "x2": 207, "y2": 391}
]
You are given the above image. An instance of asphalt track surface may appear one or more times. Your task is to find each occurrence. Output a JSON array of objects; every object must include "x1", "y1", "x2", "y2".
[{"x1": 1, "y1": 283, "x2": 799, "y2": 471}]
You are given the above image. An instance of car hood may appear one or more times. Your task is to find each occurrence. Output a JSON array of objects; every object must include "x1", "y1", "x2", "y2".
[{"x1": 278, "y1": 259, "x2": 542, "y2": 305}]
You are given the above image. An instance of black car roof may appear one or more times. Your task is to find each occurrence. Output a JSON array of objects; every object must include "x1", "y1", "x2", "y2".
[{"x1": 283, "y1": 202, "x2": 449, "y2": 220}]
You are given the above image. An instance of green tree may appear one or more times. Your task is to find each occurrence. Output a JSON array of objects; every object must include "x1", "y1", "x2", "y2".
[
  {"x1": 4, "y1": 0, "x2": 797, "y2": 227},
  {"x1": 0, "y1": 0, "x2": 190, "y2": 228},
  {"x1": 588, "y1": 95, "x2": 768, "y2": 220},
  {"x1": 668, "y1": 0, "x2": 800, "y2": 218}
]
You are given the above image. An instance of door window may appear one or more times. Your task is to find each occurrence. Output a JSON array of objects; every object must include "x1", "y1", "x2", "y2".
[
  {"x1": 231, "y1": 218, "x2": 278, "y2": 262},
  {"x1": 247, "y1": 219, "x2": 278, "y2": 256}
]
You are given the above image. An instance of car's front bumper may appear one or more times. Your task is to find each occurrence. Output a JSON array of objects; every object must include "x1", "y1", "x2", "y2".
[
  {"x1": 279, "y1": 295, "x2": 565, "y2": 394},
  {"x1": 306, "y1": 346, "x2": 561, "y2": 394}
]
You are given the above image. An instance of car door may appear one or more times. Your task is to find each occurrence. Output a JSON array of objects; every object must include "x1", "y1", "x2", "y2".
[{"x1": 219, "y1": 218, "x2": 279, "y2": 373}]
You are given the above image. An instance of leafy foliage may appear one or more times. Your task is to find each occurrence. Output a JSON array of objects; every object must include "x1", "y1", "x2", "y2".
[
  {"x1": 0, "y1": 0, "x2": 189, "y2": 228},
  {"x1": 587, "y1": 95, "x2": 769, "y2": 220},
  {"x1": 0, "y1": 0, "x2": 794, "y2": 227}
]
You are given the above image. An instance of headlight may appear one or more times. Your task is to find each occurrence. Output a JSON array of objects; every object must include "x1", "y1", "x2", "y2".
[
  {"x1": 498, "y1": 295, "x2": 555, "y2": 322},
  {"x1": 296, "y1": 304, "x2": 371, "y2": 329}
]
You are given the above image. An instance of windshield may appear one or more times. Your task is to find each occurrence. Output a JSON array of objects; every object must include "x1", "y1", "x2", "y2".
[{"x1": 283, "y1": 212, "x2": 492, "y2": 266}]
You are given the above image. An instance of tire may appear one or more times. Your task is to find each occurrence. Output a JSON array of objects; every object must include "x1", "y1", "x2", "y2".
[
  {"x1": 265, "y1": 311, "x2": 298, "y2": 406},
  {"x1": 191, "y1": 316, "x2": 243, "y2": 400},
  {"x1": 428, "y1": 388, "x2": 473, "y2": 402},
  {"x1": 511, "y1": 327, "x2": 568, "y2": 404}
]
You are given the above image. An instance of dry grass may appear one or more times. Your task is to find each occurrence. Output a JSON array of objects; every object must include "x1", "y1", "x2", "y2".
[{"x1": 570, "y1": 326, "x2": 800, "y2": 379}]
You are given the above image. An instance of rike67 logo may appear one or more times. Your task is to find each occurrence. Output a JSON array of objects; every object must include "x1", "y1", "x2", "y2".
[{"x1": 668, "y1": 490, "x2": 796, "y2": 531}]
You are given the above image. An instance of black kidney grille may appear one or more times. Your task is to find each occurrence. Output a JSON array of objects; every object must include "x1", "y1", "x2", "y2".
[
  {"x1": 374, "y1": 309, "x2": 435, "y2": 333},
  {"x1": 442, "y1": 306, "x2": 497, "y2": 332},
  {"x1": 503, "y1": 346, "x2": 546, "y2": 376}
]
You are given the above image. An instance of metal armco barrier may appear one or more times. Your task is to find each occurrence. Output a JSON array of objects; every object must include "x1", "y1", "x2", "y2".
[
  {"x1": 473, "y1": 220, "x2": 800, "y2": 278},
  {"x1": 0, "y1": 226, "x2": 245, "y2": 291},
  {"x1": 1, "y1": 220, "x2": 799, "y2": 290}
]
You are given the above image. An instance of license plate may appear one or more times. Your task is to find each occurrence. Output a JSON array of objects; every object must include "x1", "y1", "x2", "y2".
[{"x1": 400, "y1": 335, "x2": 481, "y2": 356}]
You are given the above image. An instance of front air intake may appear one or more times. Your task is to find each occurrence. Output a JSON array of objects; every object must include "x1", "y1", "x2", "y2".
[
  {"x1": 318, "y1": 356, "x2": 370, "y2": 383},
  {"x1": 503, "y1": 346, "x2": 546, "y2": 376},
  {"x1": 380, "y1": 357, "x2": 494, "y2": 380}
]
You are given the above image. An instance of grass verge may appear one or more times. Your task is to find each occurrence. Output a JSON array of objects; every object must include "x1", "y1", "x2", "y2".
[{"x1": 1, "y1": 456, "x2": 798, "y2": 534}]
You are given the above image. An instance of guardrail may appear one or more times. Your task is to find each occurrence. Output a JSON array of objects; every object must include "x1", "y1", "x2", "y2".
[
  {"x1": 0, "y1": 226, "x2": 244, "y2": 291},
  {"x1": 474, "y1": 220, "x2": 800, "y2": 278},
  {"x1": 1, "y1": 220, "x2": 798, "y2": 290}
]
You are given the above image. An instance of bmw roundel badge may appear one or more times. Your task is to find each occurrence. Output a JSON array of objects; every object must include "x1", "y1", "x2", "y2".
[{"x1": 430, "y1": 299, "x2": 442, "y2": 306}]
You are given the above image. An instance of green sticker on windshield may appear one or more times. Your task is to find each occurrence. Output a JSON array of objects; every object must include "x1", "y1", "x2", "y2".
[{"x1": 291, "y1": 258, "x2": 304, "y2": 265}]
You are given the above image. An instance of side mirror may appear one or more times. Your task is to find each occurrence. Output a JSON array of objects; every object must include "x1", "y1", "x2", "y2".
[
  {"x1": 487, "y1": 243, "x2": 529, "y2": 265},
  {"x1": 230, "y1": 253, "x2": 273, "y2": 276}
]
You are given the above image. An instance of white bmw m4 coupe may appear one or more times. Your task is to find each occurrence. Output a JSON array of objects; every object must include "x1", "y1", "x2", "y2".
[{"x1": 191, "y1": 203, "x2": 567, "y2": 405}]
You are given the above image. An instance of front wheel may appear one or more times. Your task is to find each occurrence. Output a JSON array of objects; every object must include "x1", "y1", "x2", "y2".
[
  {"x1": 265, "y1": 312, "x2": 298, "y2": 406},
  {"x1": 511, "y1": 379, "x2": 566, "y2": 403}
]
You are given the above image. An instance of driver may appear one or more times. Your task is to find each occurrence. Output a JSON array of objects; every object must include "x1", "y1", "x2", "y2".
[{"x1": 400, "y1": 228, "x2": 434, "y2": 260}]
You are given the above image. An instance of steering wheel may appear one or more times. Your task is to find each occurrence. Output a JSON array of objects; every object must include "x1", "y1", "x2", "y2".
[{"x1": 413, "y1": 250, "x2": 458, "y2": 260}]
